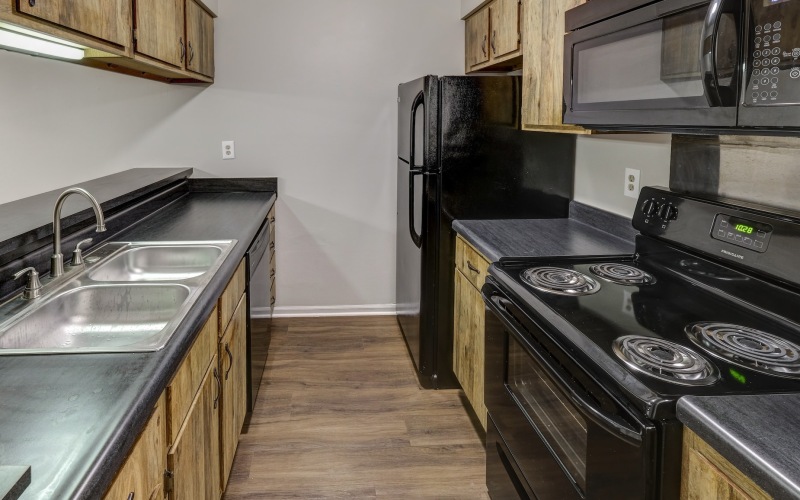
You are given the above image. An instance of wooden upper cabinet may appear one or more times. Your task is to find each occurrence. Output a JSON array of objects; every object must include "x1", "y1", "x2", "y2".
[
  {"x1": 522, "y1": 0, "x2": 588, "y2": 133},
  {"x1": 465, "y1": 0, "x2": 521, "y2": 73},
  {"x1": 17, "y1": 0, "x2": 131, "y2": 47},
  {"x1": 134, "y1": 0, "x2": 185, "y2": 68},
  {"x1": 465, "y1": 8, "x2": 490, "y2": 70},
  {"x1": 490, "y1": 0, "x2": 521, "y2": 59},
  {"x1": 186, "y1": 0, "x2": 215, "y2": 78}
]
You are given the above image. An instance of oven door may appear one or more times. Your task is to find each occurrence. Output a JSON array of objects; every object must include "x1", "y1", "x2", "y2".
[
  {"x1": 563, "y1": 0, "x2": 742, "y2": 129},
  {"x1": 483, "y1": 280, "x2": 658, "y2": 500}
]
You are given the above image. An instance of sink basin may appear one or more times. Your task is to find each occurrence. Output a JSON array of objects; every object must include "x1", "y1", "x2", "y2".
[
  {"x1": 89, "y1": 244, "x2": 225, "y2": 282},
  {"x1": 0, "y1": 284, "x2": 190, "y2": 354}
]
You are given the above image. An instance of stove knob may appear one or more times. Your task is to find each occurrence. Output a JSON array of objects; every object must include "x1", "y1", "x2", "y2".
[
  {"x1": 658, "y1": 203, "x2": 678, "y2": 221},
  {"x1": 641, "y1": 199, "x2": 660, "y2": 217}
]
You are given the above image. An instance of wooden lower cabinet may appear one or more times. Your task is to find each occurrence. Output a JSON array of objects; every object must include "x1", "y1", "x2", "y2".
[
  {"x1": 219, "y1": 294, "x2": 247, "y2": 488},
  {"x1": 681, "y1": 429, "x2": 771, "y2": 500},
  {"x1": 168, "y1": 357, "x2": 222, "y2": 500},
  {"x1": 452, "y1": 236, "x2": 490, "y2": 430},
  {"x1": 104, "y1": 394, "x2": 166, "y2": 500}
]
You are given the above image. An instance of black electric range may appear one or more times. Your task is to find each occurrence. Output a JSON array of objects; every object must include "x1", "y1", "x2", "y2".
[{"x1": 483, "y1": 187, "x2": 800, "y2": 500}]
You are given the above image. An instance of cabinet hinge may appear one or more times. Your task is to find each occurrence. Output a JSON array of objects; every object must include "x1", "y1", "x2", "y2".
[{"x1": 164, "y1": 469, "x2": 174, "y2": 494}]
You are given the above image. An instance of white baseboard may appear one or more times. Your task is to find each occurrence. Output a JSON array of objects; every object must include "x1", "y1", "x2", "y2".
[{"x1": 252, "y1": 304, "x2": 397, "y2": 318}]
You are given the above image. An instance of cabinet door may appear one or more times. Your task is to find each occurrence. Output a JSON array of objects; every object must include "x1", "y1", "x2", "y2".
[
  {"x1": 465, "y1": 7, "x2": 490, "y2": 70},
  {"x1": 522, "y1": 0, "x2": 586, "y2": 130},
  {"x1": 18, "y1": 0, "x2": 131, "y2": 47},
  {"x1": 453, "y1": 270, "x2": 487, "y2": 430},
  {"x1": 168, "y1": 358, "x2": 221, "y2": 500},
  {"x1": 104, "y1": 394, "x2": 166, "y2": 500},
  {"x1": 186, "y1": 0, "x2": 215, "y2": 78},
  {"x1": 489, "y1": 0, "x2": 521, "y2": 59},
  {"x1": 219, "y1": 294, "x2": 247, "y2": 488},
  {"x1": 135, "y1": 0, "x2": 185, "y2": 67}
]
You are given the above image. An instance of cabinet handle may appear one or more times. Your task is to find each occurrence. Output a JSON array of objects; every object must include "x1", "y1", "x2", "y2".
[
  {"x1": 127, "y1": 493, "x2": 134, "y2": 500},
  {"x1": 491, "y1": 30, "x2": 497, "y2": 54},
  {"x1": 213, "y1": 368, "x2": 221, "y2": 409},
  {"x1": 188, "y1": 41, "x2": 195, "y2": 64},
  {"x1": 225, "y1": 344, "x2": 233, "y2": 380},
  {"x1": 28, "y1": 0, "x2": 35, "y2": 6},
  {"x1": 467, "y1": 261, "x2": 480, "y2": 274},
  {"x1": 481, "y1": 34, "x2": 487, "y2": 57},
  {"x1": 179, "y1": 37, "x2": 185, "y2": 63}
]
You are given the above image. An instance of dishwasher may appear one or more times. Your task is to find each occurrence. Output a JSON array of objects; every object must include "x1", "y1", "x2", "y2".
[{"x1": 245, "y1": 215, "x2": 272, "y2": 412}]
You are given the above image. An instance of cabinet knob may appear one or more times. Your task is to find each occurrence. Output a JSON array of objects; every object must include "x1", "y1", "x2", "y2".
[{"x1": 28, "y1": 0, "x2": 35, "y2": 6}]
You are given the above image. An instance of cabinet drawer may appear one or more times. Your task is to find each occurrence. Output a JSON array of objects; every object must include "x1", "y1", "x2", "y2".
[
  {"x1": 219, "y1": 260, "x2": 245, "y2": 335},
  {"x1": 455, "y1": 236, "x2": 491, "y2": 290},
  {"x1": 167, "y1": 309, "x2": 218, "y2": 446}
]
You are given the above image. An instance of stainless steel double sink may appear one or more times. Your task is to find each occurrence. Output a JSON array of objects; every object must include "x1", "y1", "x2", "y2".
[{"x1": 0, "y1": 241, "x2": 236, "y2": 355}]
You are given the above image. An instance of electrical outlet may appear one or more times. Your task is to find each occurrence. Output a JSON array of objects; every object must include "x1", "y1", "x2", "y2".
[
  {"x1": 624, "y1": 168, "x2": 640, "y2": 198},
  {"x1": 222, "y1": 140, "x2": 235, "y2": 160}
]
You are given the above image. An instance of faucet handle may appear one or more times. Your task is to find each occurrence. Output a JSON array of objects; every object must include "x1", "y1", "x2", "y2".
[
  {"x1": 70, "y1": 238, "x2": 93, "y2": 267},
  {"x1": 13, "y1": 267, "x2": 42, "y2": 300}
]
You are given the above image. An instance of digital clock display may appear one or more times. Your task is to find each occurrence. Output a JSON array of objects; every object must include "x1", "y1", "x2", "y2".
[{"x1": 712, "y1": 214, "x2": 773, "y2": 253}]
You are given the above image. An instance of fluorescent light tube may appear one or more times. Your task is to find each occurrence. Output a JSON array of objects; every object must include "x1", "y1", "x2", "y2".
[{"x1": 0, "y1": 28, "x2": 83, "y2": 60}]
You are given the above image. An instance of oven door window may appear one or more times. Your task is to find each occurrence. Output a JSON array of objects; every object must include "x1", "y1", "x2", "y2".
[
  {"x1": 572, "y1": 5, "x2": 738, "y2": 111},
  {"x1": 508, "y1": 336, "x2": 588, "y2": 494}
]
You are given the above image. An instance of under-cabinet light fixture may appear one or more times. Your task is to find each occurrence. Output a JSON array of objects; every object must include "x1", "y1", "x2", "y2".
[{"x1": 0, "y1": 27, "x2": 83, "y2": 60}]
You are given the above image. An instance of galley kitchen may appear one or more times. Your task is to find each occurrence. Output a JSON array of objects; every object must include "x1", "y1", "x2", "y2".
[{"x1": 0, "y1": 0, "x2": 799, "y2": 499}]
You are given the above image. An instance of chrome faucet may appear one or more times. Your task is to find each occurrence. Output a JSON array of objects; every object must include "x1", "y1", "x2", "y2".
[{"x1": 51, "y1": 188, "x2": 106, "y2": 277}]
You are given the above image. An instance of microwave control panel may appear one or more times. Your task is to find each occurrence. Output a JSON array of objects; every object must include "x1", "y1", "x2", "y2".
[{"x1": 744, "y1": 0, "x2": 800, "y2": 106}]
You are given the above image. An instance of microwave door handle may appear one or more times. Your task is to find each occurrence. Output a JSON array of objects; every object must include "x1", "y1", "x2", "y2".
[
  {"x1": 700, "y1": 0, "x2": 725, "y2": 106},
  {"x1": 488, "y1": 295, "x2": 648, "y2": 446}
]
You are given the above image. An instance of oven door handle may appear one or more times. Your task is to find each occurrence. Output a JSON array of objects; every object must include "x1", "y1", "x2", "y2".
[{"x1": 488, "y1": 294, "x2": 647, "y2": 446}]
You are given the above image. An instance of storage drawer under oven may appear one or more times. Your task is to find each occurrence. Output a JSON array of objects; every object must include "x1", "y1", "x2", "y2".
[{"x1": 483, "y1": 279, "x2": 658, "y2": 500}]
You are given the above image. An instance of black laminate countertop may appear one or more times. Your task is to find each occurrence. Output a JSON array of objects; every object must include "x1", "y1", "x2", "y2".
[
  {"x1": 452, "y1": 218, "x2": 634, "y2": 261},
  {"x1": 0, "y1": 190, "x2": 275, "y2": 500},
  {"x1": 677, "y1": 395, "x2": 800, "y2": 499}
]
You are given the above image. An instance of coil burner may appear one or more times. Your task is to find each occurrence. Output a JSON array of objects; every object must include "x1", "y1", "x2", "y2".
[
  {"x1": 613, "y1": 335, "x2": 719, "y2": 386},
  {"x1": 686, "y1": 322, "x2": 800, "y2": 380},
  {"x1": 589, "y1": 263, "x2": 656, "y2": 286},
  {"x1": 520, "y1": 267, "x2": 601, "y2": 296}
]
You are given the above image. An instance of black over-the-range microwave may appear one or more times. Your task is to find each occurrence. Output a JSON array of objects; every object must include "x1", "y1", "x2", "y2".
[{"x1": 563, "y1": 0, "x2": 800, "y2": 132}]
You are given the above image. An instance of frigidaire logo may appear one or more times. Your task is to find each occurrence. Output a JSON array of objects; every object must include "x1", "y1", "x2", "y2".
[{"x1": 721, "y1": 249, "x2": 745, "y2": 260}]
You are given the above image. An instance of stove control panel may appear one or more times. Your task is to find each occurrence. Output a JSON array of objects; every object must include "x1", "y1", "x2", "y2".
[
  {"x1": 639, "y1": 197, "x2": 679, "y2": 228},
  {"x1": 633, "y1": 186, "x2": 800, "y2": 286},
  {"x1": 711, "y1": 214, "x2": 773, "y2": 253}
]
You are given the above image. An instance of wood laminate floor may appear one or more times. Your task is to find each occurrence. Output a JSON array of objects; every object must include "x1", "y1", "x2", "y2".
[{"x1": 224, "y1": 316, "x2": 489, "y2": 499}]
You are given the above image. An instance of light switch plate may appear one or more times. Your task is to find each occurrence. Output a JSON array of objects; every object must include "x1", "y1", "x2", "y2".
[{"x1": 624, "y1": 168, "x2": 641, "y2": 198}]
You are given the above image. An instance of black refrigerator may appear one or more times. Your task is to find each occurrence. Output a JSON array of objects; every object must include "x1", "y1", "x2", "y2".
[{"x1": 396, "y1": 75, "x2": 575, "y2": 389}]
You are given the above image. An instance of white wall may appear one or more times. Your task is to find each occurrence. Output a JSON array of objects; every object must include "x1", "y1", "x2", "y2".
[
  {"x1": 460, "y1": 0, "x2": 484, "y2": 18},
  {"x1": 573, "y1": 134, "x2": 672, "y2": 217},
  {"x1": 0, "y1": 0, "x2": 465, "y2": 313}
]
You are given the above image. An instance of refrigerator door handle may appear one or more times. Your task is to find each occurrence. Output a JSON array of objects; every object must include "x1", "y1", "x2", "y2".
[
  {"x1": 409, "y1": 91, "x2": 425, "y2": 170},
  {"x1": 408, "y1": 168, "x2": 423, "y2": 248}
]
